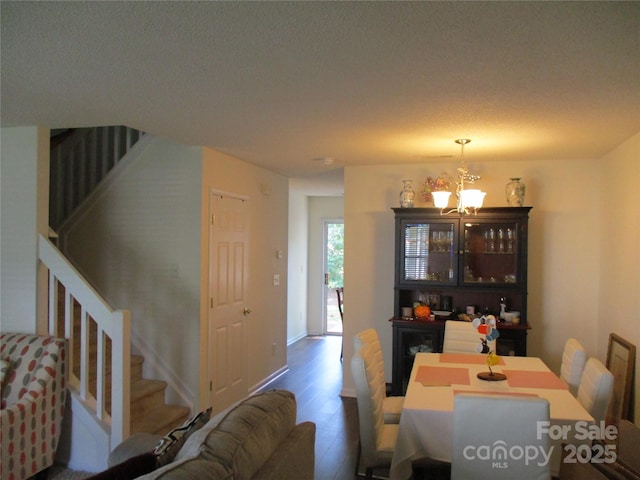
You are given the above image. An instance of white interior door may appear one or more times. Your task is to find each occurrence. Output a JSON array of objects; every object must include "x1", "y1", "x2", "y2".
[{"x1": 208, "y1": 191, "x2": 249, "y2": 413}]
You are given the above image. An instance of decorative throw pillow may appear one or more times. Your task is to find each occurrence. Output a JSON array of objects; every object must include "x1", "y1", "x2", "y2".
[
  {"x1": 86, "y1": 452, "x2": 158, "y2": 480},
  {"x1": 154, "y1": 407, "x2": 212, "y2": 467}
]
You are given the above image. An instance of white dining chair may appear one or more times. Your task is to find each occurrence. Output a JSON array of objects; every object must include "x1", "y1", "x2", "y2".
[
  {"x1": 443, "y1": 320, "x2": 495, "y2": 354},
  {"x1": 559, "y1": 338, "x2": 587, "y2": 396},
  {"x1": 452, "y1": 394, "x2": 551, "y2": 480},
  {"x1": 354, "y1": 329, "x2": 404, "y2": 424},
  {"x1": 351, "y1": 342, "x2": 399, "y2": 479},
  {"x1": 576, "y1": 357, "x2": 614, "y2": 424}
]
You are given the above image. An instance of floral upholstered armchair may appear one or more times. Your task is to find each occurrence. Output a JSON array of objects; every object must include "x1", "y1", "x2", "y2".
[{"x1": 1, "y1": 333, "x2": 68, "y2": 480}]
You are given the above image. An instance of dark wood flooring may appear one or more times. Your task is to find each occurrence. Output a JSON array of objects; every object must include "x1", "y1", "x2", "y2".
[
  {"x1": 262, "y1": 335, "x2": 360, "y2": 480},
  {"x1": 262, "y1": 335, "x2": 455, "y2": 480}
]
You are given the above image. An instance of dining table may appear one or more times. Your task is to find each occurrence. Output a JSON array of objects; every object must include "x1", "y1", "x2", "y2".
[{"x1": 389, "y1": 352, "x2": 595, "y2": 479}]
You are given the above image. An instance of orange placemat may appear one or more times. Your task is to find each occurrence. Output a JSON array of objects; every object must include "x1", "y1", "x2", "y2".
[
  {"x1": 503, "y1": 370, "x2": 568, "y2": 389},
  {"x1": 453, "y1": 390, "x2": 539, "y2": 398},
  {"x1": 415, "y1": 366, "x2": 470, "y2": 386},
  {"x1": 439, "y1": 353, "x2": 505, "y2": 365}
]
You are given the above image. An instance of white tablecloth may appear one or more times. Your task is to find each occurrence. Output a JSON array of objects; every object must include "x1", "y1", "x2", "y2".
[{"x1": 389, "y1": 353, "x2": 594, "y2": 479}]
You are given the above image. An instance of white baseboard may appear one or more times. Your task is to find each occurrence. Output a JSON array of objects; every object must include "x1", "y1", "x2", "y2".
[
  {"x1": 249, "y1": 365, "x2": 289, "y2": 394},
  {"x1": 287, "y1": 332, "x2": 308, "y2": 345}
]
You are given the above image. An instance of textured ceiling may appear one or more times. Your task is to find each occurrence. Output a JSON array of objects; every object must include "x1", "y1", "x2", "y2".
[{"x1": 1, "y1": 1, "x2": 639, "y2": 179}]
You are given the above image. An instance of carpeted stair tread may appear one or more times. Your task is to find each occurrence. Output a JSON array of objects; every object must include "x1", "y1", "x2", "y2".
[
  {"x1": 129, "y1": 378, "x2": 171, "y2": 418},
  {"x1": 130, "y1": 404, "x2": 191, "y2": 436},
  {"x1": 131, "y1": 378, "x2": 167, "y2": 400}
]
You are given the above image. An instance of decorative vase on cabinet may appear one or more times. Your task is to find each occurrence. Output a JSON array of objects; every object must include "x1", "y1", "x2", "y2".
[
  {"x1": 506, "y1": 178, "x2": 526, "y2": 207},
  {"x1": 399, "y1": 180, "x2": 415, "y2": 208}
]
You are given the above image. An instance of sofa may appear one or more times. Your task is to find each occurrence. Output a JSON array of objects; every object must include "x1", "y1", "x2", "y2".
[
  {"x1": 101, "y1": 389, "x2": 315, "y2": 480},
  {"x1": 0, "y1": 333, "x2": 68, "y2": 480}
]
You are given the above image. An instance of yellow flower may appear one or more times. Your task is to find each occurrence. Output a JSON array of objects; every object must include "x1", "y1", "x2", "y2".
[{"x1": 486, "y1": 351, "x2": 500, "y2": 367}]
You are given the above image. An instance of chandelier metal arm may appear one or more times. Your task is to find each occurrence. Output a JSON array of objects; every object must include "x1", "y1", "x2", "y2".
[{"x1": 433, "y1": 139, "x2": 485, "y2": 216}]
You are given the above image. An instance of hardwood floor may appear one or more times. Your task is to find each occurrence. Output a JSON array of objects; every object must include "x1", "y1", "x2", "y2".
[{"x1": 262, "y1": 335, "x2": 361, "y2": 480}]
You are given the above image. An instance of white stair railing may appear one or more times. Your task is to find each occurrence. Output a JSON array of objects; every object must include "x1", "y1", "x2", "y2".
[{"x1": 39, "y1": 234, "x2": 130, "y2": 447}]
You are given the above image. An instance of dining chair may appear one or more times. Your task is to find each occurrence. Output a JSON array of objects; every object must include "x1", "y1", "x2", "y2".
[
  {"x1": 559, "y1": 338, "x2": 587, "y2": 396},
  {"x1": 442, "y1": 320, "x2": 495, "y2": 354},
  {"x1": 354, "y1": 329, "x2": 404, "y2": 424},
  {"x1": 351, "y1": 342, "x2": 399, "y2": 479},
  {"x1": 452, "y1": 394, "x2": 551, "y2": 480},
  {"x1": 576, "y1": 357, "x2": 614, "y2": 424}
]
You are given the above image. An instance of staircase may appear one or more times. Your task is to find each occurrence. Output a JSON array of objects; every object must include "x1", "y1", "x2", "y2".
[
  {"x1": 59, "y1": 283, "x2": 190, "y2": 438},
  {"x1": 128, "y1": 356, "x2": 190, "y2": 435},
  {"x1": 43, "y1": 127, "x2": 190, "y2": 450}
]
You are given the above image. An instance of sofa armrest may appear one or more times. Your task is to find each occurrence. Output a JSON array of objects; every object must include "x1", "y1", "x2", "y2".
[
  {"x1": 0, "y1": 335, "x2": 67, "y2": 479},
  {"x1": 252, "y1": 421, "x2": 316, "y2": 480}
]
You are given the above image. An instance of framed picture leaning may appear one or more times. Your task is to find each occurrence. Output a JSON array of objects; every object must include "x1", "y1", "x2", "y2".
[{"x1": 606, "y1": 333, "x2": 636, "y2": 424}]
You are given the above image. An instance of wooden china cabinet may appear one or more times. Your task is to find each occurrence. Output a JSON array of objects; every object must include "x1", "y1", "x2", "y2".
[{"x1": 390, "y1": 207, "x2": 532, "y2": 395}]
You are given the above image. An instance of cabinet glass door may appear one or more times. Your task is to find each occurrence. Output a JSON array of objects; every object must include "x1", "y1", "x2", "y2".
[
  {"x1": 403, "y1": 221, "x2": 456, "y2": 284},
  {"x1": 462, "y1": 221, "x2": 519, "y2": 285},
  {"x1": 399, "y1": 328, "x2": 442, "y2": 393}
]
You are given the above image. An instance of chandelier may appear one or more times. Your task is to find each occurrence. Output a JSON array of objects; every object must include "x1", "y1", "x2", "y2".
[{"x1": 432, "y1": 139, "x2": 486, "y2": 215}]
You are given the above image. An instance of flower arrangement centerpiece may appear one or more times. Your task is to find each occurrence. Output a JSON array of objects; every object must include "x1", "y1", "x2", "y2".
[{"x1": 422, "y1": 173, "x2": 452, "y2": 203}]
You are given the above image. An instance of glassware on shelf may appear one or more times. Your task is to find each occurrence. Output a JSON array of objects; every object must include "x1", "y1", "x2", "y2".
[
  {"x1": 506, "y1": 228, "x2": 514, "y2": 253},
  {"x1": 488, "y1": 228, "x2": 496, "y2": 252},
  {"x1": 431, "y1": 230, "x2": 440, "y2": 252},
  {"x1": 498, "y1": 228, "x2": 505, "y2": 253}
]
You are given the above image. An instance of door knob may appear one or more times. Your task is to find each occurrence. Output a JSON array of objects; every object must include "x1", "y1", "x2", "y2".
[{"x1": 243, "y1": 307, "x2": 252, "y2": 316}]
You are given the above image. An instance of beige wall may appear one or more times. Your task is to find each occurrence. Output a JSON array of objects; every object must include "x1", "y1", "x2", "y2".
[
  {"x1": 1, "y1": 127, "x2": 50, "y2": 333},
  {"x1": 341, "y1": 147, "x2": 634, "y2": 399},
  {"x1": 63, "y1": 137, "x2": 204, "y2": 406},
  {"x1": 200, "y1": 147, "x2": 289, "y2": 408},
  {"x1": 287, "y1": 181, "x2": 310, "y2": 343},
  {"x1": 598, "y1": 132, "x2": 640, "y2": 420},
  {"x1": 60, "y1": 138, "x2": 289, "y2": 412}
]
